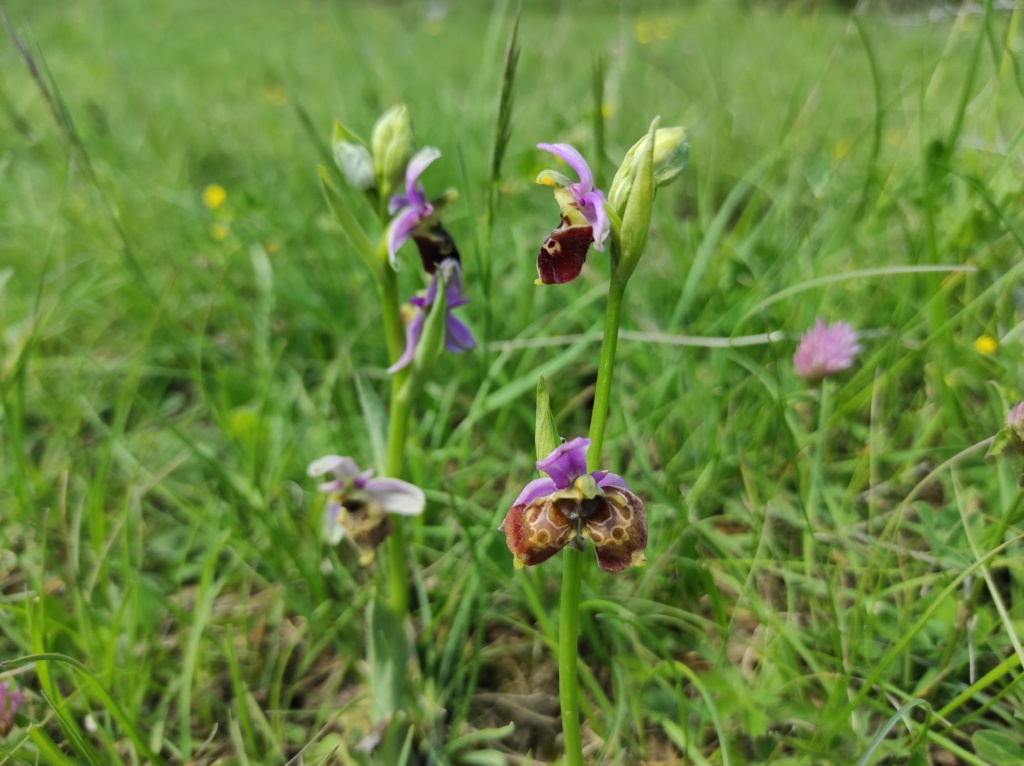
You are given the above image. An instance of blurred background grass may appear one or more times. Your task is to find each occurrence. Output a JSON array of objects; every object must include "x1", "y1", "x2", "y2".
[{"x1": 3, "y1": 0, "x2": 1024, "y2": 763}]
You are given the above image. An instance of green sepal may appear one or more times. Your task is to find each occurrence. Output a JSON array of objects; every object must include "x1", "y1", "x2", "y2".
[
  {"x1": 412, "y1": 270, "x2": 448, "y2": 373},
  {"x1": 332, "y1": 119, "x2": 366, "y2": 147},
  {"x1": 535, "y1": 376, "x2": 560, "y2": 460},
  {"x1": 332, "y1": 121, "x2": 376, "y2": 192},
  {"x1": 318, "y1": 165, "x2": 380, "y2": 280}
]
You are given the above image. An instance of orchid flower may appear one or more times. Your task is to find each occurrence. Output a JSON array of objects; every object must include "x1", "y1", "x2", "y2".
[
  {"x1": 387, "y1": 257, "x2": 475, "y2": 374},
  {"x1": 500, "y1": 437, "x2": 647, "y2": 573},
  {"x1": 308, "y1": 455, "x2": 425, "y2": 564},
  {"x1": 793, "y1": 319, "x2": 861, "y2": 382},
  {"x1": 534, "y1": 143, "x2": 610, "y2": 284},
  {"x1": 386, "y1": 146, "x2": 459, "y2": 273}
]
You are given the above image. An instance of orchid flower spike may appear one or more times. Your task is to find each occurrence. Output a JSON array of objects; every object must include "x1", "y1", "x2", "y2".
[
  {"x1": 388, "y1": 258, "x2": 475, "y2": 374},
  {"x1": 534, "y1": 143, "x2": 609, "y2": 285},
  {"x1": 793, "y1": 319, "x2": 861, "y2": 382},
  {"x1": 308, "y1": 455, "x2": 425, "y2": 564},
  {"x1": 386, "y1": 147, "x2": 460, "y2": 273},
  {"x1": 500, "y1": 437, "x2": 648, "y2": 573}
]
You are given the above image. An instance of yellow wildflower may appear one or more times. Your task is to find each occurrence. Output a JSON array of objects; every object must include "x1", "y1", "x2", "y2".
[
  {"x1": 202, "y1": 184, "x2": 226, "y2": 210},
  {"x1": 974, "y1": 335, "x2": 998, "y2": 355},
  {"x1": 209, "y1": 222, "x2": 230, "y2": 241},
  {"x1": 833, "y1": 138, "x2": 853, "y2": 160},
  {"x1": 635, "y1": 18, "x2": 654, "y2": 44}
]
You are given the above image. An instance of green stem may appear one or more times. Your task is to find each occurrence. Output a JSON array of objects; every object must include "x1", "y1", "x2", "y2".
[
  {"x1": 587, "y1": 273, "x2": 627, "y2": 470},
  {"x1": 559, "y1": 266, "x2": 629, "y2": 766},
  {"x1": 558, "y1": 547, "x2": 585, "y2": 766},
  {"x1": 377, "y1": 248, "x2": 413, "y2": 617}
]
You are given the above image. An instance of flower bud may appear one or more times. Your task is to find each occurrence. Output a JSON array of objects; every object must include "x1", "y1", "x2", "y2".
[
  {"x1": 608, "y1": 126, "x2": 688, "y2": 217},
  {"x1": 332, "y1": 122, "x2": 375, "y2": 191},
  {"x1": 371, "y1": 104, "x2": 414, "y2": 198},
  {"x1": 613, "y1": 118, "x2": 658, "y2": 282}
]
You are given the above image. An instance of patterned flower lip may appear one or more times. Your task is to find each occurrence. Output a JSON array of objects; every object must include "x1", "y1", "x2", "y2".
[
  {"x1": 500, "y1": 437, "x2": 647, "y2": 573},
  {"x1": 308, "y1": 455, "x2": 425, "y2": 563},
  {"x1": 534, "y1": 143, "x2": 609, "y2": 285}
]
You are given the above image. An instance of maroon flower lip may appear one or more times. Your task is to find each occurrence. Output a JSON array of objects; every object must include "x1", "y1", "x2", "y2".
[
  {"x1": 499, "y1": 437, "x2": 648, "y2": 573},
  {"x1": 534, "y1": 143, "x2": 609, "y2": 285},
  {"x1": 537, "y1": 216, "x2": 594, "y2": 285}
]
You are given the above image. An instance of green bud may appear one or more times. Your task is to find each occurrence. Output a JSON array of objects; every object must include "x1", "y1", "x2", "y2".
[
  {"x1": 608, "y1": 125, "x2": 689, "y2": 217},
  {"x1": 614, "y1": 118, "x2": 659, "y2": 282},
  {"x1": 371, "y1": 104, "x2": 414, "y2": 198},
  {"x1": 332, "y1": 122, "x2": 375, "y2": 191}
]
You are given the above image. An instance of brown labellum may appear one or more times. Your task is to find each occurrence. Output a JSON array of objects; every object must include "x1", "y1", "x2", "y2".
[
  {"x1": 537, "y1": 215, "x2": 594, "y2": 284},
  {"x1": 412, "y1": 223, "x2": 460, "y2": 274},
  {"x1": 501, "y1": 497, "x2": 577, "y2": 568}
]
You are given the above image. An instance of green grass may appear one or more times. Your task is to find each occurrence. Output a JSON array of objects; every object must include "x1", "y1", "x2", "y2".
[{"x1": 2, "y1": 0, "x2": 1024, "y2": 763}]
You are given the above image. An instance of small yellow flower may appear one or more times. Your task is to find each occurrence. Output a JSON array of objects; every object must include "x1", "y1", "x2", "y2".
[
  {"x1": 264, "y1": 84, "x2": 289, "y2": 106},
  {"x1": 209, "y1": 222, "x2": 230, "y2": 241},
  {"x1": 202, "y1": 184, "x2": 226, "y2": 210},
  {"x1": 833, "y1": 137, "x2": 853, "y2": 160},
  {"x1": 635, "y1": 18, "x2": 654, "y2": 45},
  {"x1": 974, "y1": 335, "x2": 998, "y2": 355}
]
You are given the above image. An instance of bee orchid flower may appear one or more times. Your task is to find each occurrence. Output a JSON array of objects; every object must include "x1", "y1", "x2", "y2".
[
  {"x1": 500, "y1": 437, "x2": 647, "y2": 573},
  {"x1": 386, "y1": 147, "x2": 460, "y2": 273},
  {"x1": 534, "y1": 143, "x2": 610, "y2": 285},
  {"x1": 387, "y1": 258, "x2": 475, "y2": 374},
  {"x1": 308, "y1": 455, "x2": 425, "y2": 564}
]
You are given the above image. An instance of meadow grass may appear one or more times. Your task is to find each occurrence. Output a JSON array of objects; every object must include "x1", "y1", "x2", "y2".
[{"x1": 2, "y1": 0, "x2": 1024, "y2": 763}]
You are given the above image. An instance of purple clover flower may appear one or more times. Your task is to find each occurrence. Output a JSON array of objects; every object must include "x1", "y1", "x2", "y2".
[
  {"x1": 308, "y1": 455, "x2": 425, "y2": 563},
  {"x1": 387, "y1": 258, "x2": 475, "y2": 374},
  {"x1": 386, "y1": 147, "x2": 459, "y2": 273},
  {"x1": 0, "y1": 679, "x2": 23, "y2": 737},
  {"x1": 499, "y1": 437, "x2": 647, "y2": 573},
  {"x1": 793, "y1": 319, "x2": 861, "y2": 382},
  {"x1": 534, "y1": 143, "x2": 610, "y2": 284}
]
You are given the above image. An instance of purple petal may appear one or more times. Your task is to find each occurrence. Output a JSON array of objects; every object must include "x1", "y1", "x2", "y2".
[
  {"x1": 595, "y1": 471, "x2": 630, "y2": 491},
  {"x1": 536, "y1": 437, "x2": 590, "y2": 488},
  {"x1": 423, "y1": 267, "x2": 442, "y2": 306},
  {"x1": 404, "y1": 146, "x2": 441, "y2": 200},
  {"x1": 308, "y1": 455, "x2": 361, "y2": 480},
  {"x1": 387, "y1": 307, "x2": 426, "y2": 373},
  {"x1": 537, "y1": 143, "x2": 594, "y2": 192},
  {"x1": 445, "y1": 313, "x2": 475, "y2": 353},
  {"x1": 793, "y1": 318, "x2": 861, "y2": 381},
  {"x1": 386, "y1": 207, "x2": 427, "y2": 269},
  {"x1": 351, "y1": 468, "x2": 376, "y2": 489},
  {"x1": 365, "y1": 477, "x2": 426, "y2": 516},
  {"x1": 512, "y1": 477, "x2": 559, "y2": 506},
  {"x1": 579, "y1": 190, "x2": 609, "y2": 251}
]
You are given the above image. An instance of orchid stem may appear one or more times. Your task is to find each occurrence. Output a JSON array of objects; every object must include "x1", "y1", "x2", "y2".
[
  {"x1": 378, "y1": 245, "x2": 412, "y2": 618},
  {"x1": 558, "y1": 264, "x2": 628, "y2": 766},
  {"x1": 558, "y1": 547, "x2": 585, "y2": 766},
  {"x1": 587, "y1": 272, "x2": 627, "y2": 469}
]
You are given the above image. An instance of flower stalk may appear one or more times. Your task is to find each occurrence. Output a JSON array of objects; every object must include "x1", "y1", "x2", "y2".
[{"x1": 558, "y1": 263, "x2": 627, "y2": 766}]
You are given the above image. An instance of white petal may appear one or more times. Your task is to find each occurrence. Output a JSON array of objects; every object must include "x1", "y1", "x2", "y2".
[
  {"x1": 307, "y1": 455, "x2": 360, "y2": 479},
  {"x1": 365, "y1": 478, "x2": 426, "y2": 516}
]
